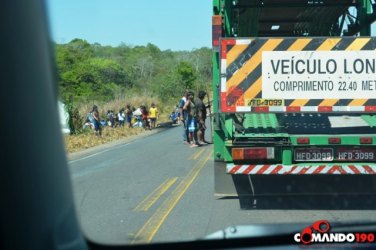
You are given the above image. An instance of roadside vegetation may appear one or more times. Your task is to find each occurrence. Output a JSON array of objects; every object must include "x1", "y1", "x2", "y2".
[
  {"x1": 54, "y1": 39, "x2": 212, "y2": 153},
  {"x1": 64, "y1": 126, "x2": 146, "y2": 153},
  {"x1": 63, "y1": 96, "x2": 167, "y2": 153}
]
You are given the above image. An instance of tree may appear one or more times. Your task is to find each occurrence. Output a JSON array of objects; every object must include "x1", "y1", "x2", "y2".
[
  {"x1": 176, "y1": 61, "x2": 196, "y2": 90},
  {"x1": 55, "y1": 39, "x2": 210, "y2": 106}
]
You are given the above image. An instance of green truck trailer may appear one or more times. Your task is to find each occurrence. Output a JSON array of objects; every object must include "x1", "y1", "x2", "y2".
[{"x1": 212, "y1": 0, "x2": 376, "y2": 196}]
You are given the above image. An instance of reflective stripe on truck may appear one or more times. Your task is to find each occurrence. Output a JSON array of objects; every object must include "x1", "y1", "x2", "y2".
[{"x1": 227, "y1": 164, "x2": 376, "y2": 174}]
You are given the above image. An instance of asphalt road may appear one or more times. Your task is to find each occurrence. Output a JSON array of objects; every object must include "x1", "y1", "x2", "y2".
[{"x1": 67, "y1": 123, "x2": 376, "y2": 246}]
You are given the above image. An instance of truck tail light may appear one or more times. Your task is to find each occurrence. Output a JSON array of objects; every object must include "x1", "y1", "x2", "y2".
[
  {"x1": 360, "y1": 137, "x2": 373, "y2": 144},
  {"x1": 232, "y1": 147, "x2": 274, "y2": 160},
  {"x1": 297, "y1": 137, "x2": 310, "y2": 144},
  {"x1": 328, "y1": 137, "x2": 341, "y2": 144},
  {"x1": 232, "y1": 148, "x2": 244, "y2": 160}
]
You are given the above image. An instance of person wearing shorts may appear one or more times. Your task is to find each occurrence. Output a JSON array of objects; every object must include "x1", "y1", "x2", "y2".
[
  {"x1": 92, "y1": 105, "x2": 102, "y2": 137},
  {"x1": 149, "y1": 103, "x2": 158, "y2": 129},
  {"x1": 179, "y1": 90, "x2": 189, "y2": 144},
  {"x1": 125, "y1": 104, "x2": 133, "y2": 128},
  {"x1": 195, "y1": 90, "x2": 210, "y2": 144},
  {"x1": 183, "y1": 92, "x2": 200, "y2": 148}
]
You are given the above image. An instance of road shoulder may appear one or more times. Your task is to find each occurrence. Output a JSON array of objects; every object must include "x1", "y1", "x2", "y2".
[{"x1": 67, "y1": 123, "x2": 175, "y2": 161}]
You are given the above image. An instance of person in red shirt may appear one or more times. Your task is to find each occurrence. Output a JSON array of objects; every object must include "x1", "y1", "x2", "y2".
[{"x1": 140, "y1": 105, "x2": 150, "y2": 130}]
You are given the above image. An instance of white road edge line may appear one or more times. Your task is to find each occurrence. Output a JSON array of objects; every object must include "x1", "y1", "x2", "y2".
[{"x1": 68, "y1": 142, "x2": 131, "y2": 164}]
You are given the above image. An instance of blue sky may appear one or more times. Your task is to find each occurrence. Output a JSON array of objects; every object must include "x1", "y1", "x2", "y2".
[
  {"x1": 46, "y1": 1, "x2": 376, "y2": 51},
  {"x1": 46, "y1": 0, "x2": 212, "y2": 51}
]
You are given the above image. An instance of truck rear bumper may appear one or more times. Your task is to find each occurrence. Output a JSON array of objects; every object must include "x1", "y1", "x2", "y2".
[
  {"x1": 215, "y1": 161, "x2": 376, "y2": 196},
  {"x1": 227, "y1": 163, "x2": 376, "y2": 175}
]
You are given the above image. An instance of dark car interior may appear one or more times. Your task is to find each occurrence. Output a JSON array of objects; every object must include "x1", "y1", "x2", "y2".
[{"x1": 1, "y1": 1, "x2": 375, "y2": 250}]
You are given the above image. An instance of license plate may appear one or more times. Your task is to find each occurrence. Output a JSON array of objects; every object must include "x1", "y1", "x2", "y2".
[
  {"x1": 246, "y1": 98, "x2": 284, "y2": 107},
  {"x1": 337, "y1": 148, "x2": 375, "y2": 161},
  {"x1": 294, "y1": 148, "x2": 333, "y2": 162}
]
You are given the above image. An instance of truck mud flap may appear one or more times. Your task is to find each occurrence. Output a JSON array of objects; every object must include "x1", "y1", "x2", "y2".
[
  {"x1": 215, "y1": 161, "x2": 376, "y2": 196},
  {"x1": 215, "y1": 160, "x2": 252, "y2": 196}
]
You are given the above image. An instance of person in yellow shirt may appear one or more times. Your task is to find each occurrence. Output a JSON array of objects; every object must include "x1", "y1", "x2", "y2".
[{"x1": 149, "y1": 103, "x2": 158, "y2": 129}]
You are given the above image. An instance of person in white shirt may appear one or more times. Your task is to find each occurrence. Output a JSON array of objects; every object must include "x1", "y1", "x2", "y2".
[
  {"x1": 118, "y1": 108, "x2": 125, "y2": 126},
  {"x1": 179, "y1": 90, "x2": 189, "y2": 144}
]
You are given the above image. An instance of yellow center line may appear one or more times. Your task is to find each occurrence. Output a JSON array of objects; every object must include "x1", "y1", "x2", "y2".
[
  {"x1": 188, "y1": 147, "x2": 205, "y2": 160},
  {"x1": 193, "y1": 148, "x2": 205, "y2": 160},
  {"x1": 131, "y1": 148, "x2": 213, "y2": 244},
  {"x1": 133, "y1": 177, "x2": 178, "y2": 212}
]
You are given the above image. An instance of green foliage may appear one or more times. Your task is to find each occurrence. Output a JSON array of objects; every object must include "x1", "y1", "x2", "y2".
[
  {"x1": 152, "y1": 72, "x2": 181, "y2": 102},
  {"x1": 64, "y1": 98, "x2": 85, "y2": 135},
  {"x1": 54, "y1": 39, "x2": 211, "y2": 107},
  {"x1": 176, "y1": 61, "x2": 196, "y2": 90}
]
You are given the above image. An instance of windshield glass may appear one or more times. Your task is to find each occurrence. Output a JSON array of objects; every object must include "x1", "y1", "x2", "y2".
[{"x1": 46, "y1": 0, "x2": 376, "y2": 247}]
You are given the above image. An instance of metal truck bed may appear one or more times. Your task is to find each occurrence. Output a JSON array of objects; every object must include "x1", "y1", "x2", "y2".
[{"x1": 242, "y1": 113, "x2": 376, "y2": 135}]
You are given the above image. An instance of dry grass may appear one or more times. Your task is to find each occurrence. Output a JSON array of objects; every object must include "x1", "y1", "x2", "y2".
[
  {"x1": 78, "y1": 96, "x2": 173, "y2": 121},
  {"x1": 64, "y1": 126, "x2": 146, "y2": 153},
  {"x1": 65, "y1": 95, "x2": 175, "y2": 153}
]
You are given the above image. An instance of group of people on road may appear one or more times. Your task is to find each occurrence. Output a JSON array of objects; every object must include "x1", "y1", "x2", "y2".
[
  {"x1": 82, "y1": 91, "x2": 211, "y2": 144},
  {"x1": 133, "y1": 103, "x2": 159, "y2": 130},
  {"x1": 84, "y1": 103, "x2": 159, "y2": 137},
  {"x1": 179, "y1": 89, "x2": 211, "y2": 148}
]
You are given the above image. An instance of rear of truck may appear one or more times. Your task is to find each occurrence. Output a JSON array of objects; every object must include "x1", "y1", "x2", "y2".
[{"x1": 212, "y1": 1, "x2": 376, "y2": 196}]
